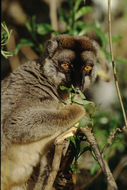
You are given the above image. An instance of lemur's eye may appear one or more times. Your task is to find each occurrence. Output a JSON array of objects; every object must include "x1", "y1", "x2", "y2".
[
  {"x1": 83, "y1": 65, "x2": 92, "y2": 72},
  {"x1": 61, "y1": 63, "x2": 69, "y2": 69}
]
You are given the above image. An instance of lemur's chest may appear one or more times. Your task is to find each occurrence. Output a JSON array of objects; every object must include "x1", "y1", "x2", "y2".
[{"x1": 1, "y1": 132, "x2": 60, "y2": 189}]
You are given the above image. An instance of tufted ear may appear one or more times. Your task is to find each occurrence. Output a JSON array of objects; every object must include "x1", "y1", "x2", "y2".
[{"x1": 45, "y1": 39, "x2": 58, "y2": 58}]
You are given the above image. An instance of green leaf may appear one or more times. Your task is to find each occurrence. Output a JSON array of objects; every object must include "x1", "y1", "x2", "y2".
[
  {"x1": 1, "y1": 22, "x2": 13, "y2": 46},
  {"x1": 71, "y1": 94, "x2": 76, "y2": 102},
  {"x1": 74, "y1": 0, "x2": 82, "y2": 12},
  {"x1": 82, "y1": 101, "x2": 96, "y2": 117},
  {"x1": 95, "y1": 130, "x2": 107, "y2": 138},
  {"x1": 70, "y1": 163, "x2": 80, "y2": 173},
  {"x1": 115, "y1": 57, "x2": 127, "y2": 64},
  {"x1": 77, "y1": 90, "x2": 86, "y2": 99},
  {"x1": 60, "y1": 86, "x2": 67, "y2": 90},
  {"x1": 78, "y1": 28, "x2": 91, "y2": 36},
  {"x1": 112, "y1": 34, "x2": 122, "y2": 42},
  {"x1": 37, "y1": 23, "x2": 53, "y2": 35},
  {"x1": 1, "y1": 49, "x2": 13, "y2": 59},
  {"x1": 82, "y1": 20, "x2": 108, "y2": 48},
  {"x1": 75, "y1": 6, "x2": 92, "y2": 21},
  {"x1": 67, "y1": 136, "x2": 77, "y2": 148},
  {"x1": 68, "y1": 0, "x2": 74, "y2": 10},
  {"x1": 25, "y1": 18, "x2": 32, "y2": 33},
  {"x1": 90, "y1": 161, "x2": 100, "y2": 175},
  {"x1": 60, "y1": 86, "x2": 73, "y2": 97},
  {"x1": 73, "y1": 99, "x2": 86, "y2": 105},
  {"x1": 79, "y1": 145, "x2": 90, "y2": 157},
  {"x1": 101, "y1": 49, "x2": 111, "y2": 62},
  {"x1": 71, "y1": 85, "x2": 77, "y2": 93},
  {"x1": 1, "y1": 32, "x2": 8, "y2": 44},
  {"x1": 31, "y1": 15, "x2": 37, "y2": 40},
  {"x1": 32, "y1": 16, "x2": 36, "y2": 32},
  {"x1": 91, "y1": 27, "x2": 108, "y2": 48},
  {"x1": 60, "y1": 86, "x2": 72, "y2": 92},
  {"x1": 74, "y1": 98, "x2": 94, "y2": 106},
  {"x1": 58, "y1": 8, "x2": 69, "y2": 24},
  {"x1": 13, "y1": 38, "x2": 34, "y2": 55},
  {"x1": 74, "y1": 21, "x2": 86, "y2": 28},
  {"x1": 1, "y1": 22, "x2": 14, "y2": 58}
]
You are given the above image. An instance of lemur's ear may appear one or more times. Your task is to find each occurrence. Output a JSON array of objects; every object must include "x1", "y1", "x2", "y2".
[{"x1": 45, "y1": 39, "x2": 58, "y2": 58}]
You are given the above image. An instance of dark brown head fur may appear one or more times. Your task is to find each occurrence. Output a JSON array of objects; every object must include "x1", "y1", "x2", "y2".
[{"x1": 45, "y1": 34, "x2": 98, "y2": 58}]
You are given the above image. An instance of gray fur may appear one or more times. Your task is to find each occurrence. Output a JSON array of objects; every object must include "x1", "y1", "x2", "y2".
[{"x1": 1, "y1": 35, "x2": 97, "y2": 190}]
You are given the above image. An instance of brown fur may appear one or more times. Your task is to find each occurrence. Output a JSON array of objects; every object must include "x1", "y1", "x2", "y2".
[{"x1": 1, "y1": 35, "x2": 97, "y2": 190}]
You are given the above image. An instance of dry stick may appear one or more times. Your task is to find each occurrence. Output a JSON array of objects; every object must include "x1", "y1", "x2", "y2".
[
  {"x1": 21, "y1": 45, "x2": 39, "y2": 60},
  {"x1": 80, "y1": 127, "x2": 118, "y2": 190},
  {"x1": 55, "y1": 142, "x2": 75, "y2": 190},
  {"x1": 108, "y1": 0, "x2": 127, "y2": 129},
  {"x1": 44, "y1": 126, "x2": 78, "y2": 190},
  {"x1": 6, "y1": 31, "x2": 20, "y2": 71},
  {"x1": 49, "y1": 0, "x2": 58, "y2": 38},
  {"x1": 44, "y1": 142, "x2": 64, "y2": 190}
]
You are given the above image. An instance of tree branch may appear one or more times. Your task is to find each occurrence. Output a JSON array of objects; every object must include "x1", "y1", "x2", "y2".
[
  {"x1": 80, "y1": 127, "x2": 118, "y2": 190},
  {"x1": 49, "y1": 0, "x2": 58, "y2": 31},
  {"x1": 108, "y1": 0, "x2": 127, "y2": 129},
  {"x1": 45, "y1": 125, "x2": 118, "y2": 190}
]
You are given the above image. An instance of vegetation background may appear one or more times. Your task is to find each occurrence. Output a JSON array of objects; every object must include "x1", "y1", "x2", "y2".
[{"x1": 1, "y1": 0, "x2": 127, "y2": 189}]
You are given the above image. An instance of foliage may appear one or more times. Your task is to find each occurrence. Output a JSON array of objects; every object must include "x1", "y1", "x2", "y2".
[
  {"x1": 12, "y1": 0, "x2": 126, "y2": 174},
  {"x1": 1, "y1": 22, "x2": 13, "y2": 58},
  {"x1": 91, "y1": 109, "x2": 126, "y2": 175},
  {"x1": 58, "y1": 2, "x2": 126, "y2": 178},
  {"x1": 2, "y1": 0, "x2": 127, "y2": 184},
  {"x1": 60, "y1": 85, "x2": 126, "y2": 175},
  {"x1": 58, "y1": 0, "x2": 92, "y2": 36},
  {"x1": 60, "y1": 85, "x2": 96, "y2": 173},
  {"x1": 9, "y1": 1, "x2": 92, "y2": 55},
  {"x1": 12, "y1": 16, "x2": 44, "y2": 55},
  {"x1": 58, "y1": 0, "x2": 127, "y2": 65},
  {"x1": 10, "y1": 0, "x2": 127, "y2": 65}
]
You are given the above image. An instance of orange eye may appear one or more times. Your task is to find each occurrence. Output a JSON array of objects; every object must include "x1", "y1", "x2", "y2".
[
  {"x1": 61, "y1": 64, "x2": 69, "y2": 69},
  {"x1": 83, "y1": 65, "x2": 92, "y2": 72}
]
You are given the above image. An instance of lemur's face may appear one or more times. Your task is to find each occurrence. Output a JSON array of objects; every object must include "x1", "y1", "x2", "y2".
[{"x1": 43, "y1": 35, "x2": 97, "y2": 92}]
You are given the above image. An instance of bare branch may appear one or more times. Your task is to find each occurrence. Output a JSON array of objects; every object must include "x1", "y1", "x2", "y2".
[
  {"x1": 21, "y1": 45, "x2": 39, "y2": 60},
  {"x1": 80, "y1": 127, "x2": 118, "y2": 190},
  {"x1": 44, "y1": 126, "x2": 78, "y2": 190},
  {"x1": 6, "y1": 31, "x2": 20, "y2": 71},
  {"x1": 43, "y1": 124, "x2": 118, "y2": 190},
  {"x1": 49, "y1": 0, "x2": 58, "y2": 31},
  {"x1": 108, "y1": 0, "x2": 127, "y2": 128},
  {"x1": 44, "y1": 142, "x2": 64, "y2": 190}
]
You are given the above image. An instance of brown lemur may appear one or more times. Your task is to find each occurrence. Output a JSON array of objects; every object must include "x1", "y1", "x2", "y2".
[{"x1": 1, "y1": 34, "x2": 98, "y2": 190}]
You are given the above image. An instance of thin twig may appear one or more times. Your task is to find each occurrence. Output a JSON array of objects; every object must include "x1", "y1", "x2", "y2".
[
  {"x1": 107, "y1": 128, "x2": 122, "y2": 144},
  {"x1": 108, "y1": 0, "x2": 127, "y2": 128},
  {"x1": 80, "y1": 127, "x2": 118, "y2": 190}
]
